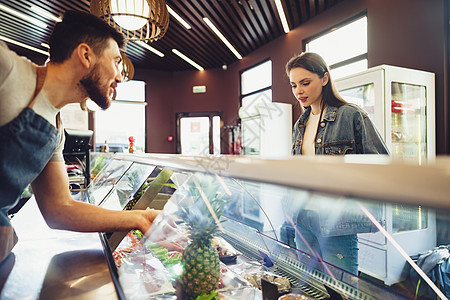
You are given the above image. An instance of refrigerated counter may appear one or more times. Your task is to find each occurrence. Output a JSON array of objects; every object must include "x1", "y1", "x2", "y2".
[{"x1": 2, "y1": 153, "x2": 450, "y2": 299}]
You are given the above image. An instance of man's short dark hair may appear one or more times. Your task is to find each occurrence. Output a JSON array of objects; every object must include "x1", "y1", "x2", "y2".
[{"x1": 49, "y1": 10, "x2": 126, "y2": 63}]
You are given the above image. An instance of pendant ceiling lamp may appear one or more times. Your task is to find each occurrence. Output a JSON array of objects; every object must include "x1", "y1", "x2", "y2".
[
  {"x1": 90, "y1": 0, "x2": 169, "y2": 42},
  {"x1": 120, "y1": 50, "x2": 135, "y2": 81}
]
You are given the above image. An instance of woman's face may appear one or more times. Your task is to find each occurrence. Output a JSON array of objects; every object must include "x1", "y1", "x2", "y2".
[{"x1": 289, "y1": 67, "x2": 328, "y2": 113}]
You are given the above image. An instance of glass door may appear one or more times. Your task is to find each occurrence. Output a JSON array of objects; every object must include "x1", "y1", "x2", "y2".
[
  {"x1": 335, "y1": 68, "x2": 385, "y2": 140},
  {"x1": 340, "y1": 83, "x2": 376, "y2": 123},
  {"x1": 180, "y1": 116, "x2": 210, "y2": 155},
  {"x1": 390, "y1": 82, "x2": 427, "y2": 162},
  {"x1": 176, "y1": 112, "x2": 222, "y2": 155},
  {"x1": 385, "y1": 66, "x2": 435, "y2": 163}
]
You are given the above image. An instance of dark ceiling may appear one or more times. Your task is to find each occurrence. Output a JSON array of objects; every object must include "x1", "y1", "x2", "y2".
[{"x1": 0, "y1": 0, "x2": 344, "y2": 72}]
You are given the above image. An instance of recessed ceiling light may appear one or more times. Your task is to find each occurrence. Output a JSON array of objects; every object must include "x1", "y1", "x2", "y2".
[
  {"x1": 135, "y1": 41, "x2": 164, "y2": 57},
  {"x1": 30, "y1": 6, "x2": 62, "y2": 23},
  {"x1": 0, "y1": 3, "x2": 47, "y2": 28},
  {"x1": 0, "y1": 35, "x2": 48, "y2": 56},
  {"x1": 203, "y1": 17, "x2": 242, "y2": 60},
  {"x1": 172, "y1": 49, "x2": 204, "y2": 71},
  {"x1": 274, "y1": 0, "x2": 290, "y2": 33},
  {"x1": 167, "y1": 5, "x2": 191, "y2": 29}
]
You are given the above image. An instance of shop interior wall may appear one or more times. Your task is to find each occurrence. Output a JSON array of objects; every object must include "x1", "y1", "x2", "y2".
[
  {"x1": 10, "y1": 0, "x2": 445, "y2": 154},
  {"x1": 133, "y1": 69, "x2": 174, "y2": 153},
  {"x1": 137, "y1": 0, "x2": 447, "y2": 155}
]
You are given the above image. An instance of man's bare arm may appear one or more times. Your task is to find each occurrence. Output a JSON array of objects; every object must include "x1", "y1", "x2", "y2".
[{"x1": 31, "y1": 161, "x2": 158, "y2": 233}]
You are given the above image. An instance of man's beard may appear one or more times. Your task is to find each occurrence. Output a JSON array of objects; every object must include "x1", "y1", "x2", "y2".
[{"x1": 80, "y1": 64, "x2": 112, "y2": 110}]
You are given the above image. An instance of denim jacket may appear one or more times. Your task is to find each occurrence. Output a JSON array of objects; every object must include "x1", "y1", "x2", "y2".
[{"x1": 292, "y1": 104, "x2": 389, "y2": 155}]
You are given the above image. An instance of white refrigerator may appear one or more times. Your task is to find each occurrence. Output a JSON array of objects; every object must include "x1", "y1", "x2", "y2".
[
  {"x1": 335, "y1": 64, "x2": 435, "y2": 163},
  {"x1": 335, "y1": 65, "x2": 436, "y2": 285}
]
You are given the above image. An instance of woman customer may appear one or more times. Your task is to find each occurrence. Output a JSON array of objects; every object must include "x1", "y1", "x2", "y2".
[{"x1": 285, "y1": 52, "x2": 389, "y2": 274}]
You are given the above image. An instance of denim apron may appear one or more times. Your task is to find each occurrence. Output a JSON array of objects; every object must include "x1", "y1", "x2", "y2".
[{"x1": 0, "y1": 66, "x2": 59, "y2": 263}]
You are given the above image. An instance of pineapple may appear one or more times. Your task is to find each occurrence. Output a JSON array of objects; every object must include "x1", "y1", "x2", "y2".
[{"x1": 178, "y1": 177, "x2": 226, "y2": 299}]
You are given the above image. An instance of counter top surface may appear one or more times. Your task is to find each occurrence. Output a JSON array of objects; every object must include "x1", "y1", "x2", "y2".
[{"x1": 0, "y1": 198, "x2": 117, "y2": 300}]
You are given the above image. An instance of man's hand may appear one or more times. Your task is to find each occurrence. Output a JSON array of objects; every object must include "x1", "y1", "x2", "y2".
[
  {"x1": 135, "y1": 208, "x2": 161, "y2": 234},
  {"x1": 144, "y1": 212, "x2": 189, "y2": 252}
]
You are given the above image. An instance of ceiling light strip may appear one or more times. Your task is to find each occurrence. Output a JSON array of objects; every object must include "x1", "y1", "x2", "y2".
[
  {"x1": 172, "y1": 49, "x2": 204, "y2": 71},
  {"x1": 203, "y1": 17, "x2": 242, "y2": 60},
  {"x1": 135, "y1": 41, "x2": 164, "y2": 57},
  {"x1": 167, "y1": 5, "x2": 191, "y2": 29},
  {"x1": 0, "y1": 35, "x2": 49, "y2": 56},
  {"x1": 30, "y1": 6, "x2": 62, "y2": 22},
  {"x1": 274, "y1": 0, "x2": 290, "y2": 33},
  {"x1": 0, "y1": 3, "x2": 47, "y2": 28}
]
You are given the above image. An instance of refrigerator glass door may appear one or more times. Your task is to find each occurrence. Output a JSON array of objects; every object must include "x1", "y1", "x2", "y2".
[
  {"x1": 339, "y1": 83, "x2": 375, "y2": 122},
  {"x1": 390, "y1": 82, "x2": 427, "y2": 162},
  {"x1": 392, "y1": 203, "x2": 428, "y2": 233},
  {"x1": 335, "y1": 68, "x2": 385, "y2": 140}
]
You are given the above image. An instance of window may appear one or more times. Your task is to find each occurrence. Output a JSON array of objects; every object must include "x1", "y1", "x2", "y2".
[
  {"x1": 240, "y1": 60, "x2": 272, "y2": 115},
  {"x1": 239, "y1": 60, "x2": 272, "y2": 155},
  {"x1": 94, "y1": 80, "x2": 146, "y2": 153},
  {"x1": 306, "y1": 15, "x2": 367, "y2": 79}
]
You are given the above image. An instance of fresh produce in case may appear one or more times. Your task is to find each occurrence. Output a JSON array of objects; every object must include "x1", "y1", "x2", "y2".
[
  {"x1": 114, "y1": 173, "x2": 265, "y2": 299},
  {"x1": 212, "y1": 236, "x2": 240, "y2": 264},
  {"x1": 174, "y1": 175, "x2": 228, "y2": 299}
]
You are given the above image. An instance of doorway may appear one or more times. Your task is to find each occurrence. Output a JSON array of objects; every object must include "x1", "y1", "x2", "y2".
[{"x1": 176, "y1": 112, "x2": 222, "y2": 155}]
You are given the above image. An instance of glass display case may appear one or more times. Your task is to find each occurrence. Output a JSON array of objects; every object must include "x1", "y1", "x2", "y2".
[
  {"x1": 87, "y1": 153, "x2": 450, "y2": 300},
  {"x1": 334, "y1": 64, "x2": 435, "y2": 163}
]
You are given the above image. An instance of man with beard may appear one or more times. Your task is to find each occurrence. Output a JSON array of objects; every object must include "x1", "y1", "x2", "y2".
[{"x1": 0, "y1": 10, "x2": 159, "y2": 264}]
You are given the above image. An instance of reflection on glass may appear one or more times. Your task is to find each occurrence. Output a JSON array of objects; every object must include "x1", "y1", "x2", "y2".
[
  {"x1": 340, "y1": 83, "x2": 375, "y2": 122},
  {"x1": 89, "y1": 153, "x2": 113, "y2": 180},
  {"x1": 87, "y1": 160, "x2": 133, "y2": 206},
  {"x1": 392, "y1": 204, "x2": 428, "y2": 232},
  {"x1": 101, "y1": 163, "x2": 156, "y2": 210}
]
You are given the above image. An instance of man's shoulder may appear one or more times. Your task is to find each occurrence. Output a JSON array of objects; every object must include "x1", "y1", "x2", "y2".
[
  {"x1": 0, "y1": 41, "x2": 14, "y2": 80},
  {"x1": 0, "y1": 42, "x2": 35, "y2": 81},
  {"x1": 0, "y1": 43, "x2": 37, "y2": 127}
]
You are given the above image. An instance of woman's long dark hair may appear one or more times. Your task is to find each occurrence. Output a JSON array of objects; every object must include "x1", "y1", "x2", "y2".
[{"x1": 285, "y1": 52, "x2": 347, "y2": 108}]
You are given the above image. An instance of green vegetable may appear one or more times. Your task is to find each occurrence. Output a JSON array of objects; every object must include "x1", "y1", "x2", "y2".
[
  {"x1": 195, "y1": 291, "x2": 218, "y2": 300},
  {"x1": 146, "y1": 242, "x2": 182, "y2": 266}
]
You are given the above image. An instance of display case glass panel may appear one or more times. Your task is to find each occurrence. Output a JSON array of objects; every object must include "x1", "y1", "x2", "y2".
[
  {"x1": 87, "y1": 159, "x2": 133, "y2": 206},
  {"x1": 89, "y1": 153, "x2": 449, "y2": 300},
  {"x1": 100, "y1": 163, "x2": 156, "y2": 210}
]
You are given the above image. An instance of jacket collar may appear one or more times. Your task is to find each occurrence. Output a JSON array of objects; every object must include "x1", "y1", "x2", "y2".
[
  {"x1": 299, "y1": 106, "x2": 338, "y2": 124},
  {"x1": 323, "y1": 106, "x2": 338, "y2": 122}
]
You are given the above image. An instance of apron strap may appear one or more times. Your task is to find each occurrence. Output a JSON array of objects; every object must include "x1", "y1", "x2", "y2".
[
  {"x1": 29, "y1": 65, "x2": 61, "y2": 129},
  {"x1": 29, "y1": 66, "x2": 47, "y2": 109}
]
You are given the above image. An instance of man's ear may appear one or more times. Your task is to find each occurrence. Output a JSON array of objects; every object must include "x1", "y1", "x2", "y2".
[
  {"x1": 322, "y1": 72, "x2": 329, "y2": 86},
  {"x1": 76, "y1": 43, "x2": 92, "y2": 69}
]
